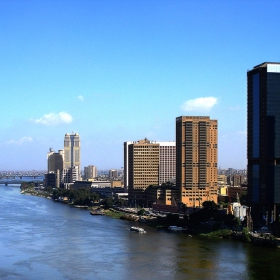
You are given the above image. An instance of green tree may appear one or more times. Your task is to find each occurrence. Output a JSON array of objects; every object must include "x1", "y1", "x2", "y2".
[
  {"x1": 138, "y1": 209, "x2": 146, "y2": 216},
  {"x1": 202, "y1": 201, "x2": 219, "y2": 211},
  {"x1": 101, "y1": 197, "x2": 114, "y2": 209},
  {"x1": 242, "y1": 227, "x2": 251, "y2": 242},
  {"x1": 240, "y1": 192, "x2": 247, "y2": 205}
]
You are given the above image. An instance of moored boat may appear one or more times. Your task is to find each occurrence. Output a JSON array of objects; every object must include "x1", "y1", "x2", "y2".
[
  {"x1": 168, "y1": 226, "x2": 186, "y2": 231},
  {"x1": 130, "y1": 226, "x2": 146, "y2": 233}
]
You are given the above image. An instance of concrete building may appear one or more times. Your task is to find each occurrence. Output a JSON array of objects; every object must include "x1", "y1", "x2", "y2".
[
  {"x1": 72, "y1": 180, "x2": 125, "y2": 198},
  {"x1": 247, "y1": 62, "x2": 280, "y2": 224},
  {"x1": 232, "y1": 174, "x2": 245, "y2": 186},
  {"x1": 159, "y1": 142, "x2": 176, "y2": 185},
  {"x1": 228, "y1": 186, "x2": 247, "y2": 202},
  {"x1": 84, "y1": 165, "x2": 98, "y2": 180},
  {"x1": 125, "y1": 138, "x2": 160, "y2": 203},
  {"x1": 124, "y1": 138, "x2": 176, "y2": 204},
  {"x1": 109, "y1": 169, "x2": 118, "y2": 179},
  {"x1": 145, "y1": 185, "x2": 180, "y2": 207},
  {"x1": 45, "y1": 172, "x2": 56, "y2": 188},
  {"x1": 47, "y1": 149, "x2": 64, "y2": 188},
  {"x1": 61, "y1": 166, "x2": 79, "y2": 188},
  {"x1": 218, "y1": 175, "x2": 227, "y2": 185},
  {"x1": 64, "y1": 133, "x2": 81, "y2": 176},
  {"x1": 176, "y1": 116, "x2": 218, "y2": 207}
]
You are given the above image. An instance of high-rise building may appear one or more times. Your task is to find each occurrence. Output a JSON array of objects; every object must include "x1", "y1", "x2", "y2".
[
  {"x1": 109, "y1": 169, "x2": 118, "y2": 179},
  {"x1": 124, "y1": 138, "x2": 176, "y2": 204},
  {"x1": 125, "y1": 138, "x2": 160, "y2": 203},
  {"x1": 47, "y1": 149, "x2": 64, "y2": 173},
  {"x1": 47, "y1": 149, "x2": 64, "y2": 188},
  {"x1": 159, "y1": 142, "x2": 176, "y2": 185},
  {"x1": 247, "y1": 62, "x2": 280, "y2": 223},
  {"x1": 84, "y1": 165, "x2": 98, "y2": 180},
  {"x1": 64, "y1": 133, "x2": 81, "y2": 176},
  {"x1": 176, "y1": 116, "x2": 218, "y2": 207},
  {"x1": 124, "y1": 141, "x2": 133, "y2": 191}
]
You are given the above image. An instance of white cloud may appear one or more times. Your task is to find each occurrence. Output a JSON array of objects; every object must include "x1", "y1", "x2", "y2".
[
  {"x1": 32, "y1": 112, "x2": 73, "y2": 125},
  {"x1": 181, "y1": 97, "x2": 218, "y2": 112},
  {"x1": 7, "y1": 137, "x2": 33, "y2": 145},
  {"x1": 77, "y1": 95, "x2": 84, "y2": 102}
]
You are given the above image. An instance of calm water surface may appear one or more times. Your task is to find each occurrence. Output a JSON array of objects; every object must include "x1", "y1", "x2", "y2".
[{"x1": 1, "y1": 185, "x2": 280, "y2": 280}]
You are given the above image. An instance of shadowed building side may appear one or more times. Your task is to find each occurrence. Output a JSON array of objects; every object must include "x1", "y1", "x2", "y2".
[{"x1": 247, "y1": 62, "x2": 280, "y2": 225}]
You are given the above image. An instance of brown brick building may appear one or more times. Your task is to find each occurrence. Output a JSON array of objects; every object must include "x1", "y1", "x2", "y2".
[{"x1": 176, "y1": 116, "x2": 218, "y2": 207}]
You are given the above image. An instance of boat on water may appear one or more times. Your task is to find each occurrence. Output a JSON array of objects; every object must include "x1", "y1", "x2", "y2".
[
  {"x1": 168, "y1": 226, "x2": 186, "y2": 231},
  {"x1": 130, "y1": 226, "x2": 146, "y2": 233}
]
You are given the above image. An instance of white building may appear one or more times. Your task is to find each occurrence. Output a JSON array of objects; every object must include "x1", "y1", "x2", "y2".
[{"x1": 84, "y1": 165, "x2": 98, "y2": 180}]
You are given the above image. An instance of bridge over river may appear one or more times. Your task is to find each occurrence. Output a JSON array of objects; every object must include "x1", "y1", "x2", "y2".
[{"x1": 0, "y1": 176, "x2": 44, "y2": 185}]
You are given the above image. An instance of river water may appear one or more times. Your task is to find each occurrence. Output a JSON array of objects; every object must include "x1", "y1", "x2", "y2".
[{"x1": 1, "y1": 185, "x2": 280, "y2": 280}]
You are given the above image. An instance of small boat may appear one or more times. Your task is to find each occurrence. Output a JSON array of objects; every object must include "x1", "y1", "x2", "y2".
[
  {"x1": 168, "y1": 226, "x2": 186, "y2": 231},
  {"x1": 130, "y1": 226, "x2": 146, "y2": 233}
]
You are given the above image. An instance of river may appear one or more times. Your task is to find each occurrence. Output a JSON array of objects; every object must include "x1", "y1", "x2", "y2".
[{"x1": 1, "y1": 185, "x2": 280, "y2": 280}]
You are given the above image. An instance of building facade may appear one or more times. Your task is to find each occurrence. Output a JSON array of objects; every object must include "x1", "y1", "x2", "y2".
[
  {"x1": 61, "y1": 166, "x2": 79, "y2": 187},
  {"x1": 159, "y1": 142, "x2": 176, "y2": 185},
  {"x1": 64, "y1": 133, "x2": 81, "y2": 175},
  {"x1": 176, "y1": 116, "x2": 218, "y2": 207},
  {"x1": 47, "y1": 149, "x2": 64, "y2": 188},
  {"x1": 125, "y1": 138, "x2": 160, "y2": 203},
  {"x1": 109, "y1": 169, "x2": 118, "y2": 179},
  {"x1": 247, "y1": 62, "x2": 280, "y2": 224},
  {"x1": 84, "y1": 165, "x2": 98, "y2": 180},
  {"x1": 124, "y1": 139, "x2": 176, "y2": 204}
]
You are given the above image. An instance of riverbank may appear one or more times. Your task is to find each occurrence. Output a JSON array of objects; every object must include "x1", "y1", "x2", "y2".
[{"x1": 20, "y1": 187, "x2": 280, "y2": 248}]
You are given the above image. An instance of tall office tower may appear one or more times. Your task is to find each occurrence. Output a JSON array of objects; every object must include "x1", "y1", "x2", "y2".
[
  {"x1": 84, "y1": 165, "x2": 98, "y2": 180},
  {"x1": 47, "y1": 149, "x2": 64, "y2": 173},
  {"x1": 64, "y1": 133, "x2": 81, "y2": 176},
  {"x1": 124, "y1": 138, "x2": 160, "y2": 203},
  {"x1": 47, "y1": 149, "x2": 64, "y2": 188},
  {"x1": 176, "y1": 116, "x2": 218, "y2": 207},
  {"x1": 124, "y1": 139, "x2": 176, "y2": 203},
  {"x1": 247, "y1": 62, "x2": 280, "y2": 224},
  {"x1": 124, "y1": 141, "x2": 133, "y2": 191},
  {"x1": 159, "y1": 142, "x2": 176, "y2": 185}
]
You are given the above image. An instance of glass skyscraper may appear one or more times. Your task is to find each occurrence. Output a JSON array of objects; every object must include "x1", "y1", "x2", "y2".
[{"x1": 247, "y1": 62, "x2": 280, "y2": 224}]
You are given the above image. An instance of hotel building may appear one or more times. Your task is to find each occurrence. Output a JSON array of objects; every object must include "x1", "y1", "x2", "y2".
[
  {"x1": 64, "y1": 133, "x2": 81, "y2": 179},
  {"x1": 176, "y1": 116, "x2": 218, "y2": 207},
  {"x1": 124, "y1": 138, "x2": 176, "y2": 204}
]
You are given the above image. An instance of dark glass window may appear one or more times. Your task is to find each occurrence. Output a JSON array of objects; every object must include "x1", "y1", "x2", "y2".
[{"x1": 253, "y1": 73, "x2": 260, "y2": 158}]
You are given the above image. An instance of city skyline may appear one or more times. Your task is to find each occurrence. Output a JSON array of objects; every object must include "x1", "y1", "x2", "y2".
[{"x1": 1, "y1": 1, "x2": 280, "y2": 170}]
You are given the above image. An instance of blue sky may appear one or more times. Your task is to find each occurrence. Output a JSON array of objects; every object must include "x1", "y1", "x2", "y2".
[{"x1": 1, "y1": 0, "x2": 280, "y2": 171}]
